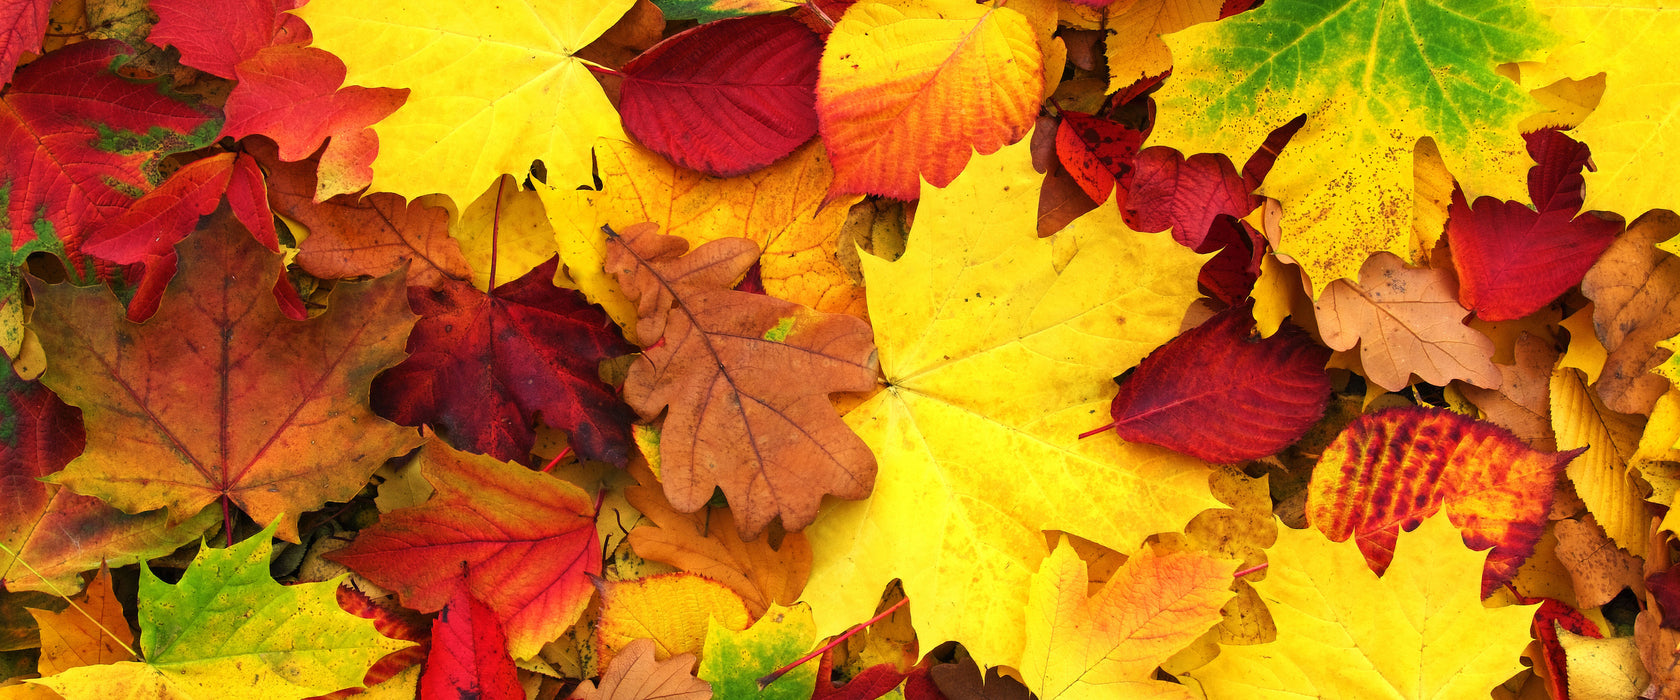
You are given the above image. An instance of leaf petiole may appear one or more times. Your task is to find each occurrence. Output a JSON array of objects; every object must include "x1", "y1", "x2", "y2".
[
  {"x1": 0, "y1": 543, "x2": 140, "y2": 659},
  {"x1": 757, "y1": 595, "x2": 909, "y2": 690}
]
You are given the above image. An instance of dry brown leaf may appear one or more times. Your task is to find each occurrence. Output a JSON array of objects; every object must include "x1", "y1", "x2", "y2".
[
  {"x1": 571, "y1": 638, "x2": 710, "y2": 700},
  {"x1": 1636, "y1": 613, "x2": 1680, "y2": 700},
  {"x1": 1581, "y1": 210, "x2": 1680, "y2": 415},
  {"x1": 623, "y1": 460, "x2": 812, "y2": 617},
  {"x1": 1554, "y1": 517, "x2": 1645, "y2": 608},
  {"x1": 607, "y1": 224, "x2": 879, "y2": 537},
  {"x1": 1314, "y1": 252, "x2": 1500, "y2": 391},
  {"x1": 1461, "y1": 332, "x2": 1559, "y2": 451}
]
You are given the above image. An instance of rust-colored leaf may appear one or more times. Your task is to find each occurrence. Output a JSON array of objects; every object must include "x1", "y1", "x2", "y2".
[
  {"x1": 1581, "y1": 210, "x2": 1680, "y2": 415},
  {"x1": 1314, "y1": 252, "x2": 1500, "y2": 391},
  {"x1": 1307, "y1": 406, "x2": 1580, "y2": 596},
  {"x1": 571, "y1": 638, "x2": 712, "y2": 700},
  {"x1": 1458, "y1": 332, "x2": 1559, "y2": 451},
  {"x1": 606, "y1": 223, "x2": 878, "y2": 537},
  {"x1": 27, "y1": 204, "x2": 421, "y2": 543},
  {"x1": 326, "y1": 441, "x2": 601, "y2": 660}
]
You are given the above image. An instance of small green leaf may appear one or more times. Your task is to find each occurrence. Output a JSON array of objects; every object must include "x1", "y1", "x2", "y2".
[{"x1": 699, "y1": 603, "x2": 817, "y2": 700}]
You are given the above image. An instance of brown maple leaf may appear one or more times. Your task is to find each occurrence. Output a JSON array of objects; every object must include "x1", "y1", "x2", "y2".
[{"x1": 606, "y1": 223, "x2": 878, "y2": 537}]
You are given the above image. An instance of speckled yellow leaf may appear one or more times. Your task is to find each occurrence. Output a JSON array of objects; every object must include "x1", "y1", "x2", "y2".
[
  {"x1": 817, "y1": 0, "x2": 1043, "y2": 200},
  {"x1": 293, "y1": 0, "x2": 633, "y2": 201},
  {"x1": 1551, "y1": 365, "x2": 1649, "y2": 558},
  {"x1": 594, "y1": 573, "x2": 751, "y2": 670},
  {"x1": 803, "y1": 136, "x2": 1218, "y2": 671},
  {"x1": 1184, "y1": 516, "x2": 1536, "y2": 699},
  {"x1": 1152, "y1": 0, "x2": 1557, "y2": 295},
  {"x1": 541, "y1": 139, "x2": 864, "y2": 344},
  {"x1": 1022, "y1": 539, "x2": 1233, "y2": 700}
]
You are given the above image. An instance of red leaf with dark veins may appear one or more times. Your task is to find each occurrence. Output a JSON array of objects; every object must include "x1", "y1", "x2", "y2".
[
  {"x1": 620, "y1": 15, "x2": 822, "y2": 177},
  {"x1": 1121, "y1": 148, "x2": 1252, "y2": 252},
  {"x1": 1196, "y1": 216, "x2": 1266, "y2": 306},
  {"x1": 1081, "y1": 303, "x2": 1331, "y2": 463},
  {"x1": 1449, "y1": 130, "x2": 1620, "y2": 322},
  {"x1": 1055, "y1": 110, "x2": 1146, "y2": 205},
  {"x1": 371, "y1": 257, "x2": 636, "y2": 466},
  {"x1": 419, "y1": 581, "x2": 523, "y2": 700},
  {"x1": 147, "y1": 0, "x2": 309, "y2": 79},
  {"x1": 0, "y1": 40, "x2": 219, "y2": 273},
  {"x1": 0, "y1": 0, "x2": 49, "y2": 87}
]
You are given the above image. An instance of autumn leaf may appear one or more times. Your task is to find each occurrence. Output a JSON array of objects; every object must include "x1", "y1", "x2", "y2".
[
  {"x1": 250, "y1": 139, "x2": 472, "y2": 289},
  {"x1": 442, "y1": 176, "x2": 562, "y2": 293},
  {"x1": 619, "y1": 15, "x2": 821, "y2": 177},
  {"x1": 1551, "y1": 365, "x2": 1650, "y2": 558},
  {"x1": 1581, "y1": 210, "x2": 1680, "y2": 414},
  {"x1": 1448, "y1": 130, "x2": 1621, "y2": 322},
  {"x1": 146, "y1": 0, "x2": 308, "y2": 78},
  {"x1": 803, "y1": 137, "x2": 1217, "y2": 670},
  {"x1": 1184, "y1": 516, "x2": 1537, "y2": 698},
  {"x1": 33, "y1": 520, "x2": 409, "y2": 700},
  {"x1": 571, "y1": 638, "x2": 711, "y2": 700},
  {"x1": 1459, "y1": 331, "x2": 1559, "y2": 450},
  {"x1": 1120, "y1": 148, "x2": 1250, "y2": 251},
  {"x1": 606, "y1": 224, "x2": 878, "y2": 536},
  {"x1": 419, "y1": 581, "x2": 521, "y2": 700},
  {"x1": 1021, "y1": 539, "x2": 1234, "y2": 700},
  {"x1": 371, "y1": 256, "x2": 635, "y2": 466},
  {"x1": 817, "y1": 0, "x2": 1043, "y2": 200},
  {"x1": 1151, "y1": 0, "x2": 1556, "y2": 294},
  {"x1": 623, "y1": 460, "x2": 812, "y2": 617},
  {"x1": 1315, "y1": 252, "x2": 1501, "y2": 391},
  {"x1": 697, "y1": 603, "x2": 816, "y2": 700},
  {"x1": 0, "y1": 365, "x2": 212, "y2": 593},
  {"x1": 653, "y1": 0, "x2": 800, "y2": 22},
  {"x1": 326, "y1": 441, "x2": 600, "y2": 660},
  {"x1": 594, "y1": 573, "x2": 751, "y2": 668},
  {"x1": 294, "y1": 0, "x2": 634, "y2": 199},
  {"x1": 1100, "y1": 0, "x2": 1222, "y2": 93},
  {"x1": 0, "y1": 0, "x2": 48, "y2": 86},
  {"x1": 1082, "y1": 303, "x2": 1331, "y2": 463},
  {"x1": 26, "y1": 567, "x2": 135, "y2": 676},
  {"x1": 1306, "y1": 406, "x2": 1578, "y2": 596},
  {"x1": 1054, "y1": 110, "x2": 1146, "y2": 206},
  {"x1": 29, "y1": 204, "x2": 421, "y2": 543}
]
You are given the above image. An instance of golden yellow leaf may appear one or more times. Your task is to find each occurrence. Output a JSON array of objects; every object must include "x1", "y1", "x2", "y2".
[
  {"x1": 816, "y1": 0, "x2": 1043, "y2": 200},
  {"x1": 802, "y1": 136, "x2": 1218, "y2": 670},
  {"x1": 594, "y1": 574, "x2": 751, "y2": 670},
  {"x1": 293, "y1": 0, "x2": 633, "y2": 201},
  {"x1": 1184, "y1": 516, "x2": 1537, "y2": 699},
  {"x1": 1022, "y1": 539, "x2": 1233, "y2": 700},
  {"x1": 1559, "y1": 628, "x2": 1650, "y2": 700},
  {"x1": 1101, "y1": 0, "x2": 1222, "y2": 94},
  {"x1": 1551, "y1": 365, "x2": 1649, "y2": 558},
  {"x1": 27, "y1": 568, "x2": 133, "y2": 678},
  {"x1": 423, "y1": 175, "x2": 561, "y2": 293},
  {"x1": 1560, "y1": 305, "x2": 1608, "y2": 384}
]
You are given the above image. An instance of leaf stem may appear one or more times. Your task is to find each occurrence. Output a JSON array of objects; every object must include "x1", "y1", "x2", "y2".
[
  {"x1": 1076, "y1": 422, "x2": 1114, "y2": 440},
  {"x1": 581, "y1": 60, "x2": 625, "y2": 78},
  {"x1": 1233, "y1": 562, "x2": 1269, "y2": 579},
  {"x1": 0, "y1": 544, "x2": 140, "y2": 660},
  {"x1": 757, "y1": 596, "x2": 909, "y2": 690},
  {"x1": 804, "y1": 0, "x2": 836, "y2": 28},
  {"x1": 540, "y1": 445, "x2": 573, "y2": 473},
  {"x1": 489, "y1": 176, "x2": 505, "y2": 290}
]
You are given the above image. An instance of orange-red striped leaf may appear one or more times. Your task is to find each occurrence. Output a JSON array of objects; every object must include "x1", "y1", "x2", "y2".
[{"x1": 1306, "y1": 406, "x2": 1581, "y2": 597}]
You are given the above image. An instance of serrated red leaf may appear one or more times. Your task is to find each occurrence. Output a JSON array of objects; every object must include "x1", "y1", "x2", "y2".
[
  {"x1": 0, "y1": 0, "x2": 48, "y2": 87},
  {"x1": 420, "y1": 581, "x2": 523, "y2": 700},
  {"x1": 619, "y1": 15, "x2": 821, "y2": 177},
  {"x1": 326, "y1": 441, "x2": 601, "y2": 659},
  {"x1": 1082, "y1": 303, "x2": 1330, "y2": 463},
  {"x1": 1054, "y1": 111, "x2": 1146, "y2": 205},
  {"x1": 1307, "y1": 406, "x2": 1582, "y2": 597},
  {"x1": 147, "y1": 0, "x2": 309, "y2": 78},
  {"x1": 0, "y1": 40, "x2": 218, "y2": 268},
  {"x1": 371, "y1": 257, "x2": 636, "y2": 466},
  {"x1": 1449, "y1": 131, "x2": 1619, "y2": 322},
  {"x1": 1121, "y1": 147, "x2": 1252, "y2": 251}
]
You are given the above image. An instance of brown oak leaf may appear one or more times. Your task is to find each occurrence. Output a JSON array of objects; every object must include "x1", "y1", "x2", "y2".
[
  {"x1": 571, "y1": 638, "x2": 711, "y2": 700},
  {"x1": 1581, "y1": 210, "x2": 1680, "y2": 415},
  {"x1": 1314, "y1": 252, "x2": 1500, "y2": 391},
  {"x1": 606, "y1": 223, "x2": 878, "y2": 537}
]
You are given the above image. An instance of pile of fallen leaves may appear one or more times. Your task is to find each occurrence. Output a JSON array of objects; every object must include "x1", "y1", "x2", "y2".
[{"x1": 3, "y1": 0, "x2": 1680, "y2": 698}]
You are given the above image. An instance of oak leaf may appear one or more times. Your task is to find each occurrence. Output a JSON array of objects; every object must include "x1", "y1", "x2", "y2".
[
  {"x1": 33, "y1": 520, "x2": 409, "y2": 700},
  {"x1": 571, "y1": 638, "x2": 711, "y2": 700},
  {"x1": 1082, "y1": 303, "x2": 1330, "y2": 463},
  {"x1": 1306, "y1": 406, "x2": 1578, "y2": 596},
  {"x1": 594, "y1": 573, "x2": 751, "y2": 669},
  {"x1": 1022, "y1": 539, "x2": 1233, "y2": 700},
  {"x1": 803, "y1": 136, "x2": 1217, "y2": 671},
  {"x1": 29, "y1": 205, "x2": 421, "y2": 543},
  {"x1": 1459, "y1": 332, "x2": 1559, "y2": 451},
  {"x1": 817, "y1": 0, "x2": 1043, "y2": 200},
  {"x1": 1151, "y1": 0, "x2": 1556, "y2": 295},
  {"x1": 371, "y1": 256, "x2": 635, "y2": 466},
  {"x1": 1551, "y1": 366, "x2": 1650, "y2": 558},
  {"x1": 1314, "y1": 252, "x2": 1501, "y2": 391},
  {"x1": 619, "y1": 15, "x2": 821, "y2": 177},
  {"x1": 1581, "y1": 210, "x2": 1680, "y2": 414},
  {"x1": 606, "y1": 224, "x2": 878, "y2": 536},
  {"x1": 0, "y1": 366, "x2": 213, "y2": 593},
  {"x1": 293, "y1": 0, "x2": 634, "y2": 200},
  {"x1": 623, "y1": 460, "x2": 812, "y2": 617},
  {"x1": 1184, "y1": 516, "x2": 1537, "y2": 698},
  {"x1": 698, "y1": 604, "x2": 816, "y2": 700},
  {"x1": 420, "y1": 582, "x2": 522, "y2": 700},
  {"x1": 326, "y1": 442, "x2": 601, "y2": 659}
]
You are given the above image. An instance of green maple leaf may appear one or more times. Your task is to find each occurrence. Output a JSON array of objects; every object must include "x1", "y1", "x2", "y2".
[
  {"x1": 32, "y1": 520, "x2": 409, "y2": 700},
  {"x1": 1150, "y1": 0, "x2": 1558, "y2": 296}
]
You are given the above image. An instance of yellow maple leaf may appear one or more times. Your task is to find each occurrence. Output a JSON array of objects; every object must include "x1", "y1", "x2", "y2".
[
  {"x1": 1102, "y1": 0, "x2": 1223, "y2": 94},
  {"x1": 293, "y1": 0, "x2": 633, "y2": 202},
  {"x1": 1023, "y1": 539, "x2": 1234, "y2": 700},
  {"x1": 421, "y1": 175, "x2": 561, "y2": 293},
  {"x1": 816, "y1": 0, "x2": 1043, "y2": 200},
  {"x1": 802, "y1": 136, "x2": 1218, "y2": 670},
  {"x1": 1525, "y1": 2, "x2": 1680, "y2": 218},
  {"x1": 1184, "y1": 516, "x2": 1536, "y2": 698}
]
